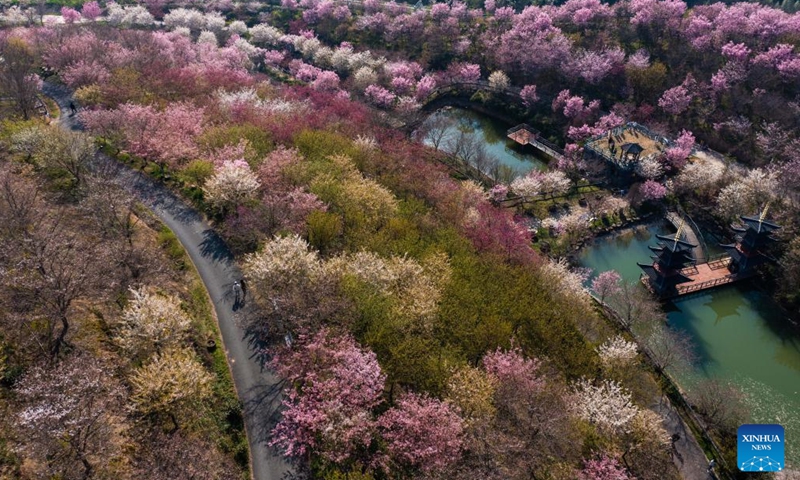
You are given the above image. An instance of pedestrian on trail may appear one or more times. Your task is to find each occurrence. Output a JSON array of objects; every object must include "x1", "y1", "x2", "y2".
[
  {"x1": 232, "y1": 281, "x2": 242, "y2": 304},
  {"x1": 707, "y1": 459, "x2": 716, "y2": 473},
  {"x1": 240, "y1": 278, "x2": 247, "y2": 300},
  {"x1": 69, "y1": 101, "x2": 77, "y2": 116}
]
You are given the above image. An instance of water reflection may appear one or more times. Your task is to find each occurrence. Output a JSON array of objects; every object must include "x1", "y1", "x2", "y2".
[{"x1": 417, "y1": 107, "x2": 546, "y2": 177}]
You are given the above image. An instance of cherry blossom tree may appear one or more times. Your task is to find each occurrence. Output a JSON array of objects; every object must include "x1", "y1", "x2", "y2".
[
  {"x1": 379, "y1": 392, "x2": 464, "y2": 473},
  {"x1": 489, "y1": 184, "x2": 509, "y2": 202},
  {"x1": 203, "y1": 159, "x2": 260, "y2": 211},
  {"x1": 665, "y1": 129, "x2": 695, "y2": 169},
  {"x1": 455, "y1": 62, "x2": 481, "y2": 82},
  {"x1": 311, "y1": 70, "x2": 340, "y2": 91},
  {"x1": 596, "y1": 335, "x2": 638, "y2": 368},
  {"x1": 658, "y1": 84, "x2": 692, "y2": 115},
  {"x1": 628, "y1": 0, "x2": 686, "y2": 30},
  {"x1": 571, "y1": 378, "x2": 639, "y2": 433},
  {"x1": 640, "y1": 179, "x2": 667, "y2": 201},
  {"x1": 83, "y1": 102, "x2": 205, "y2": 170},
  {"x1": 61, "y1": 7, "x2": 81, "y2": 23},
  {"x1": 271, "y1": 329, "x2": 385, "y2": 466},
  {"x1": 462, "y1": 202, "x2": 535, "y2": 264},
  {"x1": 364, "y1": 84, "x2": 396, "y2": 108},
  {"x1": 592, "y1": 270, "x2": 621, "y2": 304},
  {"x1": 520, "y1": 84, "x2": 539, "y2": 107},
  {"x1": 483, "y1": 347, "x2": 545, "y2": 396},
  {"x1": 579, "y1": 453, "x2": 633, "y2": 480},
  {"x1": 81, "y1": 1, "x2": 101, "y2": 21}
]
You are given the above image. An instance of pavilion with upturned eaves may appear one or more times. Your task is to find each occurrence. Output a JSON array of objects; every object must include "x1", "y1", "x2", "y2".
[
  {"x1": 721, "y1": 210, "x2": 781, "y2": 274},
  {"x1": 638, "y1": 225, "x2": 697, "y2": 297}
]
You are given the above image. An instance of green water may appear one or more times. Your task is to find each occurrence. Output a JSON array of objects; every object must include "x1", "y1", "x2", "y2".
[
  {"x1": 578, "y1": 222, "x2": 800, "y2": 468},
  {"x1": 419, "y1": 107, "x2": 546, "y2": 175}
]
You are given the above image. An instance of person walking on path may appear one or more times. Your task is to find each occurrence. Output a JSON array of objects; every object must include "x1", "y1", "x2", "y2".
[
  {"x1": 232, "y1": 281, "x2": 242, "y2": 308},
  {"x1": 69, "y1": 101, "x2": 77, "y2": 116}
]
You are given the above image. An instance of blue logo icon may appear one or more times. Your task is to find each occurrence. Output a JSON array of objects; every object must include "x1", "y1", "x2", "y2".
[{"x1": 738, "y1": 424, "x2": 784, "y2": 472}]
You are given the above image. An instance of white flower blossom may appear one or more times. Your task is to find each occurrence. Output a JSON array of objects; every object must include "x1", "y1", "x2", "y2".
[
  {"x1": 118, "y1": 286, "x2": 193, "y2": 359},
  {"x1": 228, "y1": 20, "x2": 248, "y2": 35},
  {"x1": 572, "y1": 378, "x2": 639, "y2": 432},
  {"x1": 510, "y1": 175, "x2": 542, "y2": 198},
  {"x1": 539, "y1": 258, "x2": 591, "y2": 306},
  {"x1": 488, "y1": 71, "x2": 510, "y2": 90},
  {"x1": 715, "y1": 168, "x2": 777, "y2": 220},
  {"x1": 597, "y1": 335, "x2": 638, "y2": 367},
  {"x1": 635, "y1": 154, "x2": 664, "y2": 179},
  {"x1": 204, "y1": 160, "x2": 261, "y2": 208},
  {"x1": 197, "y1": 30, "x2": 218, "y2": 46},
  {"x1": 249, "y1": 23, "x2": 283, "y2": 46},
  {"x1": 244, "y1": 234, "x2": 321, "y2": 289}
]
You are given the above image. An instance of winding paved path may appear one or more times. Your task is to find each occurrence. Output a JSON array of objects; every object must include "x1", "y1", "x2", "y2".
[{"x1": 43, "y1": 83, "x2": 292, "y2": 480}]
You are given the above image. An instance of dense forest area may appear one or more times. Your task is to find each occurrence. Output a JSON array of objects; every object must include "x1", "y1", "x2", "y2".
[
  {"x1": 1, "y1": 0, "x2": 799, "y2": 479},
  {"x1": 0, "y1": 125, "x2": 248, "y2": 477}
]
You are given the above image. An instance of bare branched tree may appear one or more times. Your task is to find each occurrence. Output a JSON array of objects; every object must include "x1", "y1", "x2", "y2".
[
  {"x1": 688, "y1": 379, "x2": 750, "y2": 435},
  {"x1": 14, "y1": 354, "x2": 126, "y2": 480},
  {"x1": 0, "y1": 37, "x2": 40, "y2": 120}
]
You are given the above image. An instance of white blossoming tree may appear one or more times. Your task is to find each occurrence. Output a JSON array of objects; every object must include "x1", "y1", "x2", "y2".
[
  {"x1": 352, "y1": 66, "x2": 378, "y2": 89},
  {"x1": 488, "y1": 70, "x2": 510, "y2": 90},
  {"x1": 571, "y1": 378, "x2": 639, "y2": 433},
  {"x1": 204, "y1": 160, "x2": 261, "y2": 211},
  {"x1": 197, "y1": 30, "x2": 218, "y2": 46},
  {"x1": 510, "y1": 174, "x2": 542, "y2": 198},
  {"x1": 117, "y1": 286, "x2": 193, "y2": 360},
  {"x1": 634, "y1": 155, "x2": 664, "y2": 179},
  {"x1": 674, "y1": 157, "x2": 725, "y2": 194},
  {"x1": 539, "y1": 258, "x2": 591, "y2": 307},
  {"x1": 249, "y1": 24, "x2": 283, "y2": 46},
  {"x1": 244, "y1": 234, "x2": 321, "y2": 292},
  {"x1": 540, "y1": 170, "x2": 571, "y2": 197},
  {"x1": 130, "y1": 347, "x2": 213, "y2": 428},
  {"x1": 715, "y1": 168, "x2": 777, "y2": 221},
  {"x1": 597, "y1": 335, "x2": 638, "y2": 368}
]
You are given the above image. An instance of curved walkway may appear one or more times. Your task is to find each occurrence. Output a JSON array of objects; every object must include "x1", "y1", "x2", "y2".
[
  {"x1": 43, "y1": 83, "x2": 292, "y2": 480},
  {"x1": 666, "y1": 210, "x2": 706, "y2": 264}
]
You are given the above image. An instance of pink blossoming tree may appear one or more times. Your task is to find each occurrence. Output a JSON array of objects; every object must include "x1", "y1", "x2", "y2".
[{"x1": 379, "y1": 392, "x2": 464, "y2": 473}]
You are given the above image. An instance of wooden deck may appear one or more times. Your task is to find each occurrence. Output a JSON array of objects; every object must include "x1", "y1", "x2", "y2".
[
  {"x1": 508, "y1": 128, "x2": 536, "y2": 145},
  {"x1": 675, "y1": 258, "x2": 753, "y2": 297},
  {"x1": 507, "y1": 124, "x2": 565, "y2": 161},
  {"x1": 642, "y1": 256, "x2": 756, "y2": 299}
]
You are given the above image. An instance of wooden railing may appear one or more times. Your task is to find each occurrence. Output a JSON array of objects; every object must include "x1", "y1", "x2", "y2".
[
  {"x1": 707, "y1": 256, "x2": 732, "y2": 270},
  {"x1": 677, "y1": 275, "x2": 735, "y2": 294},
  {"x1": 506, "y1": 124, "x2": 565, "y2": 160}
]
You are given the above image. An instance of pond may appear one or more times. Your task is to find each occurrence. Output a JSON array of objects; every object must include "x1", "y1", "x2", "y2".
[
  {"x1": 578, "y1": 222, "x2": 800, "y2": 468},
  {"x1": 417, "y1": 107, "x2": 547, "y2": 177}
]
